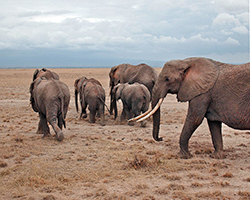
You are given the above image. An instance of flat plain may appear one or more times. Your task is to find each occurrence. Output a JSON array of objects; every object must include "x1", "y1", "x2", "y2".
[{"x1": 0, "y1": 68, "x2": 249, "y2": 200}]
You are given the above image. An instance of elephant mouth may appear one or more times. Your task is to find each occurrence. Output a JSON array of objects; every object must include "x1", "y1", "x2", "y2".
[{"x1": 128, "y1": 98, "x2": 164, "y2": 122}]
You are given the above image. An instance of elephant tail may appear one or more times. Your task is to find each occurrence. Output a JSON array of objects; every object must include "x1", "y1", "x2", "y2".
[
  {"x1": 75, "y1": 89, "x2": 79, "y2": 113},
  {"x1": 97, "y1": 95, "x2": 111, "y2": 114},
  {"x1": 58, "y1": 95, "x2": 67, "y2": 129}
]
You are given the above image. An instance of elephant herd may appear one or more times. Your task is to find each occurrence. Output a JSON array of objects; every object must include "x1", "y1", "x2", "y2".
[{"x1": 29, "y1": 57, "x2": 250, "y2": 159}]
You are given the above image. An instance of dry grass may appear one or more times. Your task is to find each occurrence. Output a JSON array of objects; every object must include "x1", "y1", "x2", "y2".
[{"x1": 0, "y1": 68, "x2": 250, "y2": 199}]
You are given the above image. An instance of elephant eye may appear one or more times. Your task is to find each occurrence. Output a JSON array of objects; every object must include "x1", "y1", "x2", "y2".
[{"x1": 165, "y1": 77, "x2": 169, "y2": 82}]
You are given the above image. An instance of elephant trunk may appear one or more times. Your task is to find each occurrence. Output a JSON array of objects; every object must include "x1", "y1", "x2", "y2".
[
  {"x1": 75, "y1": 89, "x2": 79, "y2": 113},
  {"x1": 152, "y1": 82, "x2": 164, "y2": 141}
]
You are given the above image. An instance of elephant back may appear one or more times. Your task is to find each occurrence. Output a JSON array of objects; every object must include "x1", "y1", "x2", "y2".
[{"x1": 124, "y1": 64, "x2": 157, "y2": 93}]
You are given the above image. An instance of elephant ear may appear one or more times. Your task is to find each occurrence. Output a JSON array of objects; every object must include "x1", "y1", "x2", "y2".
[
  {"x1": 177, "y1": 58, "x2": 219, "y2": 102},
  {"x1": 74, "y1": 78, "x2": 81, "y2": 92},
  {"x1": 29, "y1": 80, "x2": 39, "y2": 112},
  {"x1": 112, "y1": 84, "x2": 123, "y2": 100},
  {"x1": 33, "y1": 69, "x2": 40, "y2": 81}
]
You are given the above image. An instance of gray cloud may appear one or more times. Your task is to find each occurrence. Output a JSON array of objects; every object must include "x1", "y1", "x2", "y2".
[{"x1": 0, "y1": 0, "x2": 249, "y2": 67}]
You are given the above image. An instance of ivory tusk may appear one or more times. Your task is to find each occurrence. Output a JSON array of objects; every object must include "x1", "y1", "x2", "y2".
[
  {"x1": 128, "y1": 108, "x2": 152, "y2": 122},
  {"x1": 137, "y1": 98, "x2": 164, "y2": 122}
]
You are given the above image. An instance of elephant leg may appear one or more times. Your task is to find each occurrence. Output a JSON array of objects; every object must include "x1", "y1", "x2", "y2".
[
  {"x1": 120, "y1": 106, "x2": 127, "y2": 122},
  {"x1": 80, "y1": 99, "x2": 87, "y2": 118},
  {"x1": 179, "y1": 98, "x2": 208, "y2": 158},
  {"x1": 207, "y1": 120, "x2": 225, "y2": 159},
  {"x1": 132, "y1": 104, "x2": 147, "y2": 127},
  {"x1": 58, "y1": 114, "x2": 63, "y2": 129},
  {"x1": 89, "y1": 110, "x2": 96, "y2": 123},
  {"x1": 37, "y1": 113, "x2": 50, "y2": 136},
  {"x1": 47, "y1": 110, "x2": 64, "y2": 141},
  {"x1": 98, "y1": 105, "x2": 106, "y2": 126}
]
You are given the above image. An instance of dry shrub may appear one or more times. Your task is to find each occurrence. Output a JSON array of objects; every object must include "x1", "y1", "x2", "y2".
[
  {"x1": 155, "y1": 188, "x2": 169, "y2": 195},
  {"x1": 238, "y1": 191, "x2": 250, "y2": 197},
  {"x1": 194, "y1": 148, "x2": 212, "y2": 155},
  {"x1": 195, "y1": 191, "x2": 222, "y2": 199},
  {"x1": 0, "y1": 160, "x2": 7, "y2": 168},
  {"x1": 125, "y1": 153, "x2": 161, "y2": 170},
  {"x1": 172, "y1": 191, "x2": 191, "y2": 200},
  {"x1": 245, "y1": 177, "x2": 250, "y2": 182},
  {"x1": 135, "y1": 184, "x2": 149, "y2": 190},
  {"x1": 191, "y1": 182, "x2": 203, "y2": 187},
  {"x1": 142, "y1": 196, "x2": 156, "y2": 200},
  {"x1": 43, "y1": 195, "x2": 56, "y2": 200},
  {"x1": 161, "y1": 174, "x2": 182, "y2": 181},
  {"x1": 187, "y1": 173, "x2": 204, "y2": 180},
  {"x1": 168, "y1": 184, "x2": 185, "y2": 191},
  {"x1": 222, "y1": 172, "x2": 233, "y2": 178},
  {"x1": 125, "y1": 190, "x2": 143, "y2": 197}
]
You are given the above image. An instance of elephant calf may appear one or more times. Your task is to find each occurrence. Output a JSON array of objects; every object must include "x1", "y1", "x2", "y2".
[
  {"x1": 30, "y1": 77, "x2": 70, "y2": 141},
  {"x1": 112, "y1": 83, "x2": 151, "y2": 127},
  {"x1": 74, "y1": 77, "x2": 106, "y2": 126}
]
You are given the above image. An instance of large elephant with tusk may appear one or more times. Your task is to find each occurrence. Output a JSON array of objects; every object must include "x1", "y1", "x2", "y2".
[{"x1": 131, "y1": 57, "x2": 250, "y2": 159}]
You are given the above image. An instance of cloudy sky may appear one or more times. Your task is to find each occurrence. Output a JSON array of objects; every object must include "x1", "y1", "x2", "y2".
[{"x1": 0, "y1": 0, "x2": 249, "y2": 68}]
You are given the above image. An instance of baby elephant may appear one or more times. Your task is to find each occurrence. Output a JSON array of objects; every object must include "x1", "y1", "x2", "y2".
[
  {"x1": 74, "y1": 77, "x2": 106, "y2": 126},
  {"x1": 30, "y1": 77, "x2": 70, "y2": 141},
  {"x1": 112, "y1": 83, "x2": 151, "y2": 127}
]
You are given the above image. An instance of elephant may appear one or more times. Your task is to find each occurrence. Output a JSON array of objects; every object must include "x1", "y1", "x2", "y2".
[
  {"x1": 74, "y1": 77, "x2": 106, "y2": 126},
  {"x1": 112, "y1": 83, "x2": 151, "y2": 127},
  {"x1": 109, "y1": 63, "x2": 158, "y2": 118},
  {"x1": 134, "y1": 57, "x2": 250, "y2": 159},
  {"x1": 33, "y1": 68, "x2": 59, "y2": 81},
  {"x1": 29, "y1": 77, "x2": 70, "y2": 141}
]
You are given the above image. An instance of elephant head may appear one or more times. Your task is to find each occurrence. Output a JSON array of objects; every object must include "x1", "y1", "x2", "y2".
[
  {"x1": 33, "y1": 68, "x2": 59, "y2": 81},
  {"x1": 109, "y1": 64, "x2": 126, "y2": 87},
  {"x1": 136, "y1": 58, "x2": 219, "y2": 141}
]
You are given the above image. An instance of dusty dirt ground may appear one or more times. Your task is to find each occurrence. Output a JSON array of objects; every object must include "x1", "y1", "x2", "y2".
[{"x1": 0, "y1": 68, "x2": 250, "y2": 200}]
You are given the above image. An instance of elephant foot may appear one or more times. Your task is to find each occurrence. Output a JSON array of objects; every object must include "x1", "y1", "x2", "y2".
[
  {"x1": 140, "y1": 121, "x2": 147, "y2": 127},
  {"x1": 56, "y1": 132, "x2": 64, "y2": 141},
  {"x1": 153, "y1": 136, "x2": 163, "y2": 141},
  {"x1": 178, "y1": 150, "x2": 192, "y2": 159},
  {"x1": 80, "y1": 113, "x2": 87, "y2": 119},
  {"x1": 42, "y1": 133, "x2": 51, "y2": 138},
  {"x1": 210, "y1": 150, "x2": 225, "y2": 159},
  {"x1": 37, "y1": 130, "x2": 44, "y2": 134},
  {"x1": 100, "y1": 121, "x2": 106, "y2": 126},
  {"x1": 128, "y1": 121, "x2": 134, "y2": 126},
  {"x1": 89, "y1": 119, "x2": 95, "y2": 124},
  {"x1": 37, "y1": 129, "x2": 50, "y2": 135}
]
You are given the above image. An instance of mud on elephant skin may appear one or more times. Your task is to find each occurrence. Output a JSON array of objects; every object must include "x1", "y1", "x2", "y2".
[
  {"x1": 29, "y1": 77, "x2": 70, "y2": 141},
  {"x1": 109, "y1": 63, "x2": 158, "y2": 116},
  {"x1": 137, "y1": 57, "x2": 250, "y2": 159},
  {"x1": 112, "y1": 83, "x2": 151, "y2": 127},
  {"x1": 33, "y1": 68, "x2": 59, "y2": 81},
  {"x1": 74, "y1": 77, "x2": 106, "y2": 126}
]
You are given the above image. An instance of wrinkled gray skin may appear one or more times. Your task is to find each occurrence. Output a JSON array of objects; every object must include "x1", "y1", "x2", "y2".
[
  {"x1": 152, "y1": 57, "x2": 250, "y2": 159},
  {"x1": 74, "y1": 77, "x2": 106, "y2": 126},
  {"x1": 109, "y1": 63, "x2": 157, "y2": 118},
  {"x1": 30, "y1": 78, "x2": 70, "y2": 141},
  {"x1": 112, "y1": 83, "x2": 151, "y2": 127},
  {"x1": 33, "y1": 68, "x2": 59, "y2": 81}
]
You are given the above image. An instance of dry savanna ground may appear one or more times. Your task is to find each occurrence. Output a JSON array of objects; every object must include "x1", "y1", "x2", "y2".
[{"x1": 0, "y1": 68, "x2": 250, "y2": 200}]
